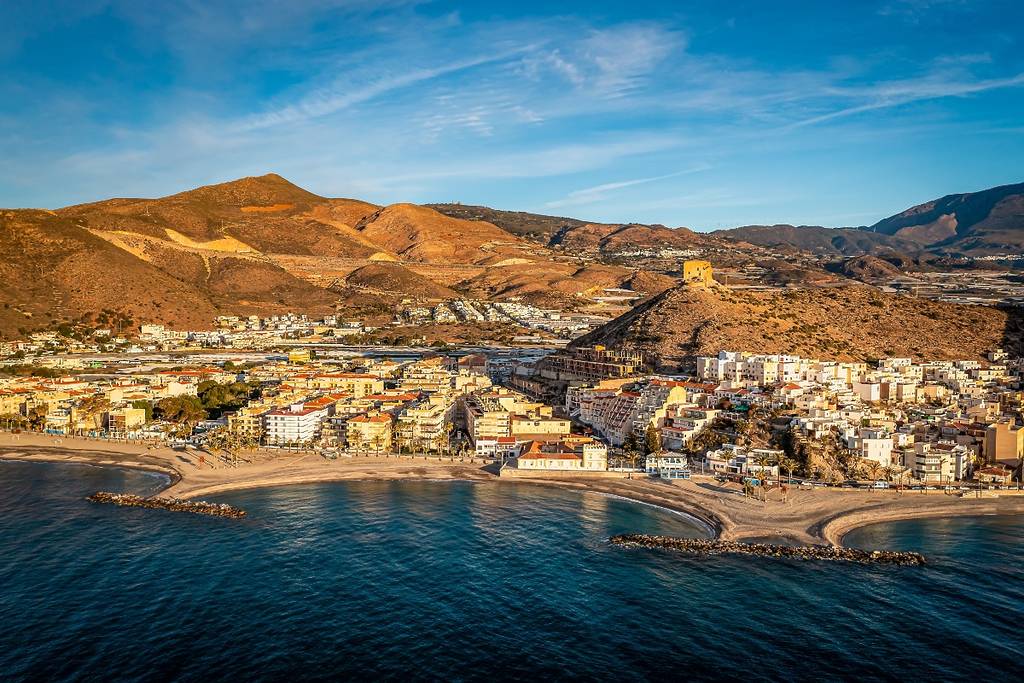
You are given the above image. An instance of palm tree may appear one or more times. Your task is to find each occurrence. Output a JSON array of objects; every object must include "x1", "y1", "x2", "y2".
[
  {"x1": 622, "y1": 432, "x2": 641, "y2": 469},
  {"x1": 0, "y1": 413, "x2": 27, "y2": 431},
  {"x1": 205, "y1": 427, "x2": 245, "y2": 467},
  {"x1": 755, "y1": 453, "x2": 773, "y2": 489},
  {"x1": 371, "y1": 432, "x2": 385, "y2": 456},
  {"x1": 864, "y1": 460, "x2": 882, "y2": 489},
  {"x1": 777, "y1": 455, "x2": 797, "y2": 485}
]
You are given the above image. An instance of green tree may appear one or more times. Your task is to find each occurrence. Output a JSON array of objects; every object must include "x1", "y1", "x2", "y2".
[
  {"x1": 643, "y1": 424, "x2": 662, "y2": 455},
  {"x1": 622, "y1": 432, "x2": 641, "y2": 468},
  {"x1": 130, "y1": 400, "x2": 153, "y2": 422},
  {"x1": 155, "y1": 396, "x2": 207, "y2": 437},
  {"x1": 205, "y1": 427, "x2": 251, "y2": 467},
  {"x1": 864, "y1": 460, "x2": 882, "y2": 486}
]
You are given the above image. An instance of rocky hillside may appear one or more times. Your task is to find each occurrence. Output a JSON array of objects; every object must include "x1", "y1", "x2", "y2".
[
  {"x1": 0, "y1": 208, "x2": 336, "y2": 337},
  {"x1": 866, "y1": 181, "x2": 1024, "y2": 255},
  {"x1": 715, "y1": 182, "x2": 1024, "y2": 257},
  {"x1": 426, "y1": 203, "x2": 585, "y2": 243},
  {"x1": 715, "y1": 224, "x2": 921, "y2": 256},
  {"x1": 574, "y1": 283, "x2": 1022, "y2": 370},
  {"x1": 830, "y1": 255, "x2": 904, "y2": 282},
  {"x1": 354, "y1": 203, "x2": 541, "y2": 264},
  {"x1": 343, "y1": 262, "x2": 461, "y2": 300},
  {"x1": 0, "y1": 175, "x2": 663, "y2": 338},
  {"x1": 428, "y1": 203, "x2": 704, "y2": 255}
]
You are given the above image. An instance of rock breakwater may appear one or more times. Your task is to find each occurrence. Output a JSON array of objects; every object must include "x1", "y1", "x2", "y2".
[
  {"x1": 610, "y1": 534, "x2": 925, "y2": 566},
  {"x1": 87, "y1": 492, "x2": 246, "y2": 519}
]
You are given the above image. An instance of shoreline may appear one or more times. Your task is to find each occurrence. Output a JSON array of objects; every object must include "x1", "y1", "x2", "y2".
[
  {"x1": 3, "y1": 431, "x2": 1023, "y2": 546},
  {"x1": 0, "y1": 450, "x2": 182, "y2": 489}
]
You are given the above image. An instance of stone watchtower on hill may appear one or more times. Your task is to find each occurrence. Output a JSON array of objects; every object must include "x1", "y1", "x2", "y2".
[{"x1": 681, "y1": 260, "x2": 714, "y2": 288}]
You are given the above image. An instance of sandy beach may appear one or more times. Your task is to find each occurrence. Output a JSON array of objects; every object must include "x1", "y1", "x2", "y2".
[{"x1": 4, "y1": 430, "x2": 1023, "y2": 547}]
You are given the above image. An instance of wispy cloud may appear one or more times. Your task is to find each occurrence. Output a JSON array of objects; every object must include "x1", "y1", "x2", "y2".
[
  {"x1": 787, "y1": 71, "x2": 1024, "y2": 129},
  {"x1": 233, "y1": 47, "x2": 533, "y2": 132},
  {"x1": 545, "y1": 165, "x2": 711, "y2": 209}
]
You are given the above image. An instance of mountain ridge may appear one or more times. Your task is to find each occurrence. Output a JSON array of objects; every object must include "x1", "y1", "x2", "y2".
[{"x1": 1, "y1": 174, "x2": 1021, "y2": 340}]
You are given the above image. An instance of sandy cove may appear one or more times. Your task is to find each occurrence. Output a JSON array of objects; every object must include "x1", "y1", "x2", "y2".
[{"x1": 4, "y1": 430, "x2": 1024, "y2": 547}]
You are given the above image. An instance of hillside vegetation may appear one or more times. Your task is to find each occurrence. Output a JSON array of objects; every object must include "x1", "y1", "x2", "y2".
[{"x1": 574, "y1": 283, "x2": 1022, "y2": 370}]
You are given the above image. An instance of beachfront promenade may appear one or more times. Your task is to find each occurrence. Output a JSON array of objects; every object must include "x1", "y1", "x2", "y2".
[{"x1": 4, "y1": 431, "x2": 1024, "y2": 547}]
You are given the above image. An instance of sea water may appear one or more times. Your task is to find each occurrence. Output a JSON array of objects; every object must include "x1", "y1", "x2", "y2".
[{"x1": 1, "y1": 460, "x2": 1022, "y2": 681}]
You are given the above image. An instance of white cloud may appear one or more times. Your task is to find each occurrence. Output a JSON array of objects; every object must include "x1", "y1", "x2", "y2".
[
  {"x1": 232, "y1": 46, "x2": 534, "y2": 132},
  {"x1": 789, "y1": 71, "x2": 1024, "y2": 129},
  {"x1": 545, "y1": 165, "x2": 711, "y2": 209}
]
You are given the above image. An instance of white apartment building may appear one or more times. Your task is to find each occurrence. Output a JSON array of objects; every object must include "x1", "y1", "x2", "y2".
[
  {"x1": 901, "y1": 442, "x2": 969, "y2": 482},
  {"x1": 846, "y1": 427, "x2": 895, "y2": 467},
  {"x1": 264, "y1": 402, "x2": 328, "y2": 445}
]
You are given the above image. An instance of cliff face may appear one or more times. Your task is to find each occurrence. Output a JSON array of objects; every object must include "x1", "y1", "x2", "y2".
[{"x1": 574, "y1": 283, "x2": 1022, "y2": 370}]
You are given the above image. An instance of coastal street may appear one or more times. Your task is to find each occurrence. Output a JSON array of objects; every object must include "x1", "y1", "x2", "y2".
[{"x1": 5, "y1": 431, "x2": 1023, "y2": 548}]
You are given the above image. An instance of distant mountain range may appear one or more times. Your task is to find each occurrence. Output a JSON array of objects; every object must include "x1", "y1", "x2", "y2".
[
  {"x1": 714, "y1": 182, "x2": 1024, "y2": 257},
  {"x1": 0, "y1": 174, "x2": 1020, "y2": 339}
]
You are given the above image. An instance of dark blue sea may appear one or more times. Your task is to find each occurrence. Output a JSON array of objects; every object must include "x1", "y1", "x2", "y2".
[{"x1": 1, "y1": 460, "x2": 1022, "y2": 682}]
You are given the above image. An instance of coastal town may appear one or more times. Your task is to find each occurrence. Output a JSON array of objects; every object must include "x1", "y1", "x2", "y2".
[
  {"x1": 3, "y1": 278, "x2": 1022, "y2": 495},
  {"x1": 7, "y1": 4, "x2": 1024, "y2": 678}
]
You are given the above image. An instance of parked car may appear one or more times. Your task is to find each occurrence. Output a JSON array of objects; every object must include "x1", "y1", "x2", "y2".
[{"x1": 871, "y1": 481, "x2": 890, "y2": 489}]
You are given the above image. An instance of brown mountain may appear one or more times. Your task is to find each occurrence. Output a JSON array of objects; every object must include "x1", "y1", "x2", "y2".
[
  {"x1": 0, "y1": 175, "x2": 651, "y2": 338},
  {"x1": 866, "y1": 181, "x2": 1024, "y2": 255},
  {"x1": 354, "y1": 203, "x2": 541, "y2": 264},
  {"x1": 426, "y1": 203, "x2": 585, "y2": 243},
  {"x1": 0, "y1": 208, "x2": 336, "y2": 337},
  {"x1": 714, "y1": 224, "x2": 921, "y2": 256},
  {"x1": 831, "y1": 255, "x2": 904, "y2": 282},
  {"x1": 574, "y1": 282, "x2": 1022, "y2": 370},
  {"x1": 552, "y1": 222, "x2": 706, "y2": 255},
  {"x1": 428, "y1": 203, "x2": 704, "y2": 255},
  {"x1": 343, "y1": 262, "x2": 461, "y2": 300},
  {"x1": 715, "y1": 182, "x2": 1024, "y2": 257},
  {"x1": 59, "y1": 174, "x2": 384, "y2": 258}
]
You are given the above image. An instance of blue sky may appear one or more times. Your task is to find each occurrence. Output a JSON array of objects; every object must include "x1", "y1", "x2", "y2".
[{"x1": 1, "y1": 0, "x2": 1022, "y2": 229}]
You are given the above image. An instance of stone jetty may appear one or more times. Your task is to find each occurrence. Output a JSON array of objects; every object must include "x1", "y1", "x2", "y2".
[
  {"x1": 87, "y1": 492, "x2": 246, "y2": 519},
  {"x1": 610, "y1": 534, "x2": 925, "y2": 566}
]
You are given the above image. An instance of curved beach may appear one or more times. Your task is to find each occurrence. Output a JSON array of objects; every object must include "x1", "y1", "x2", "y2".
[{"x1": 4, "y1": 431, "x2": 1024, "y2": 547}]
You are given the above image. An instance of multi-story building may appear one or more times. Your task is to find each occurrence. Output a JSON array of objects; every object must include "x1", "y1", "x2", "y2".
[
  {"x1": 573, "y1": 378, "x2": 689, "y2": 446},
  {"x1": 228, "y1": 404, "x2": 269, "y2": 441},
  {"x1": 902, "y1": 442, "x2": 968, "y2": 482},
  {"x1": 106, "y1": 407, "x2": 147, "y2": 434},
  {"x1": 460, "y1": 390, "x2": 552, "y2": 445},
  {"x1": 646, "y1": 452, "x2": 691, "y2": 479},
  {"x1": 292, "y1": 373, "x2": 384, "y2": 397},
  {"x1": 346, "y1": 413, "x2": 393, "y2": 452},
  {"x1": 510, "y1": 415, "x2": 571, "y2": 442},
  {"x1": 538, "y1": 345, "x2": 644, "y2": 383},
  {"x1": 396, "y1": 395, "x2": 454, "y2": 452},
  {"x1": 846, "y1": 427, "x2": 895, "y2": 467},
  {"x1": 264, "y1": 402, "x2": 329, "y2": 446},
  {"x1": 985, "y1": 419, "x2": 1024, "y2": 465}
]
